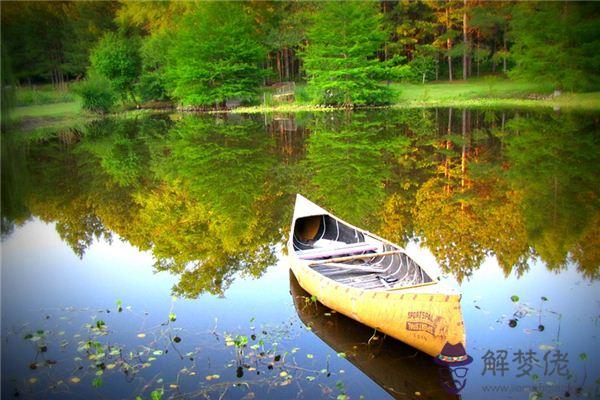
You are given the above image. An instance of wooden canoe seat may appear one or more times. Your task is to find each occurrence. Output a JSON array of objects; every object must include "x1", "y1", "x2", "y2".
[{"x1": 297, "y1": 242, "x2": 378, "y2": 260}]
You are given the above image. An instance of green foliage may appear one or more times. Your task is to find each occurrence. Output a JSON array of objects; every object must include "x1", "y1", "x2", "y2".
[
  {"x1": 138, "y1": 32, "x2": 172, "y2": 103},
  {"x1": 90, "y1": 32, "x2": 141, "y2": 100},
  {"x1": 167, "y1": 2, "x2": 265, "y2": 107},
  {"x1": 72, "y1": 75, "x2": 116, "y2": 113},
  {"x1": 1, "y1": 40, "x2": 16, "y2": 125},
  {"x1": 408, "y1": 45, "x2": 439, "y2": 83},
  {"x1": 1, "y1": 2, "x2": 116, "y2": 84},
  {"x1": 510, "y1": 2, "x2": 600, "y2": 91},
  {"x1": 302, "y1": 2, "x2": 394, "y2": 106}
]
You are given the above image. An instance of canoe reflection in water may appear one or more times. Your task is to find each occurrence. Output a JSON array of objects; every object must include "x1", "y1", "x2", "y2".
[{"x1": 289, "y1": 271, "x2": 466, "y2": 399}]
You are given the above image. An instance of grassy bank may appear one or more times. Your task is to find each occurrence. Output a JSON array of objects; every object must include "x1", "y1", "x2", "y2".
[
  {"x1": 230, "y1": 92, "x2": 600, "y2": 114},
  {"x1": 231, "y1": 78, "x2": 600, "y2": 113},
  {"x1": 5, "y1": 101, "x2": 88, "y2": 132},
  {"x1": 5, "y1": 79, "x2": 599, "y2": 131}
]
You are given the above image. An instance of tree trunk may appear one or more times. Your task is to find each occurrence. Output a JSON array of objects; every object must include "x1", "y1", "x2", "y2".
[
  {"x1": 445, "y1": 109, "x2": 453, "y2": 194},
  {"x1": 476, "y1": 35, "x2": 480, "y2": 77},
  {"x1": 447, "y1": 41, "x2": 453, "y2": 82},
  {"x1": 463, "y1": 0, "x2": 468, "y2": 80},
  {"x1": 284, "y1": 47, "x2": 290, "y2": 80},
  {"x1": 503, "y1": 33, "x2": 507, "y2": 74},
  {"x1": 446, "y1": 4, "x2": 453, "y2": 82},
  {"x1": 276, "y1": 51, "x2": 282, "y2": 81},
  {"x1": 461, "y1": 108, "x2": 467, "y2": 189}
]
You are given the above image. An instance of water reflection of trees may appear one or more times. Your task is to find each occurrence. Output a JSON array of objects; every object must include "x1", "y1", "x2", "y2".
[{"x1": 1, "y1": 108, "x2": 598, "y2": 296}]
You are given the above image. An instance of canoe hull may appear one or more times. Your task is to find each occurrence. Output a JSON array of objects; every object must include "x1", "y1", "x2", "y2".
[{"x1": 289, "y1": 255, "x2": 466, "y2": 358}]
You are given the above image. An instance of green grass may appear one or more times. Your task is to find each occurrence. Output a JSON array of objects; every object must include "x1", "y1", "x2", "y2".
[
  {"x1": 391, "y1": 76, "x2": 556, "y2": 103},
  {"x1": 15, "y1": 84, "x2": 76, "y2": 106},
  {"x1": 12, "y1": 101, "x2": 82, "y2": 119},
  {"x1": 5, "y1": 101, "x2": 86, "y2": 132}
]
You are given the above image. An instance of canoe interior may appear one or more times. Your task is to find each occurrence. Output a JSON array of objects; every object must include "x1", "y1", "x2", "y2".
[{"x1": 293, "y1": 214, "x2": 433, "y2": 291}]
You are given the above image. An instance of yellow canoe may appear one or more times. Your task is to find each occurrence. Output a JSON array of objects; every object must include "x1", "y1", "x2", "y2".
[
  {"x1": 290, "y1": 271, "x2": 460, "y2": 399},
  {"x1": 288, "y1": 194, "x2": 469, "y2": 363}
]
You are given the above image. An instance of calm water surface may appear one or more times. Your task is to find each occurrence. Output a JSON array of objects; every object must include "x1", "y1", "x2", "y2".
[{"x1": 2, "y1": 108, "x2": 599, "y2": 399}]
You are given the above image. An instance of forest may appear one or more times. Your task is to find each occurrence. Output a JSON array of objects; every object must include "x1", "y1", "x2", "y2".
[{"x1": 2, "y1": 1, "x2": 599, "y2": 111}]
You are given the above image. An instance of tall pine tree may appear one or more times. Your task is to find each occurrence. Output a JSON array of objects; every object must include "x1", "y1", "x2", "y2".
[
  {"x1": 302, "y1": 2, "x2": 393, "y2": 106},
  {"x1": 167, "y1": 2, "x2": 265, "y2": 108}
]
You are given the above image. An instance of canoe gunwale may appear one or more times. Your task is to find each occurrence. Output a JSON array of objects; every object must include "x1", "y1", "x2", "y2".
[{"x1": 290, "y1": 195, "x2": 442, "y2": 284}]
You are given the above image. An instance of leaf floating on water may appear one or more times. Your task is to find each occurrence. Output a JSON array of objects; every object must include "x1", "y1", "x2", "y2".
[
  {"x1": 306, "y1": 354, "x2": 314, "y2": 359},
  {"x1": 153, "y1": 350, "x2": 163, "y2": 356},
  {"x1": 150, "y1": 389, "x2": 164, "y2": 400},
  {"x1": 539, "y1": 344, "x2": 554, "y2": 351},
  {"x1": 136, "y1": 333, "x2": 146, "y2": 338},
  {"x1": 279, "y1": 371, "x2": 288, "y2": 377},
  {"x1": 511, "y1": 295, "x2": 520, "y2": 303},
  {"x1": 28, "y1": 378, "x2": 38, "y2": 384},
  {"x1": 306, "y1": 376, "x2": 316, "y2": 381},
  {"x1": 337, "y1": 352, "x2": 347, "y2": 358},
  {"x1": 106, "y1": 363, "x2": 116, "y2": 370},
  {"x1": 70, "y1": 377, "x2": 81, "y2": 384},
  {"x1": 205, "y1": 374, "x2": 220, "y2": 381},
  {"x1": 580, "y1": 353, "x2": 588, "y2": 361},
  {"x1": 169, "y1": 313, "x2": 177, "y2": 322},
  {"x1": 92, "y1": 377, "x2": 102, "y2": 388},
  {"x1": 169, "y1": 384, "x2": 178, "y2": 389}
]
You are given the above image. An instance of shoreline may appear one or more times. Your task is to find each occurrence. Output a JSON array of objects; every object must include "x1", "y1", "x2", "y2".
[{"x1": 6, "y1": 90, "x2": 600, "y2": 133}]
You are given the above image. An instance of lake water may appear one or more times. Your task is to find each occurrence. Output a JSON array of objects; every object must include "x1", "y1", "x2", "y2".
[{"x1": 2, "y1": 108, "x2": 599, "y2": 400}]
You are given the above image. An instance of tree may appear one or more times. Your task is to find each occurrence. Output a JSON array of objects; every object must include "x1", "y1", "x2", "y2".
[
  {"x1": 0, "y1": 1, "x2": 116, "y2": 87},
  {"x1": 90, "y1": 32, "x2": 141, "y2": 101},
  {"x1": 167, "y1": 2, "x2": 265, "y2": 108},
  {"x1": 138, "y1": 32, "x2": 172, "y2": 102},
  {"x1": 302, "y1": 2, "x2": 394, "y2": 106},
  {"x1": 510, "y1": 2, "x2": 600, "y2": 91}
]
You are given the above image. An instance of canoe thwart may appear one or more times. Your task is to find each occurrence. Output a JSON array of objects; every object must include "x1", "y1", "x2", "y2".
[{"x1": 307, "y1": 249, "x2": 404, "y2": 266}]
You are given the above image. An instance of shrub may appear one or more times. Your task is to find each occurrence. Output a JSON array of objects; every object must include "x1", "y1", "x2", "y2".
[
  {"x1": 90, "y1": 32, "x2": 141, "y2": 100},
  {"x1": 73, "y1": 76, "x2": 116, "y2": 113}
]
